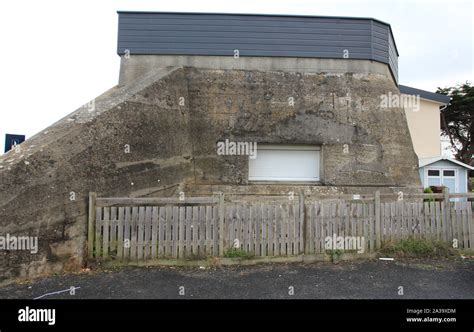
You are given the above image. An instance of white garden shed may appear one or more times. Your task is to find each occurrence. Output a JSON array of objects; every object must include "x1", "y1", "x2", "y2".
[{"x1": 419, "y1": 157, "x2": 473, "y2": 194}]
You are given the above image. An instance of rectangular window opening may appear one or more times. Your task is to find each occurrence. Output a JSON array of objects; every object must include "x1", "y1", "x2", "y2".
[{"x1": 248, "y1": 145, "x2": 320, "y2": 182}]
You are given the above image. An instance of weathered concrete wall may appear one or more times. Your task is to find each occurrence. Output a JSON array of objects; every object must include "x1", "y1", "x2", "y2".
[
  {"x1": 0, "y1": 67, "x2": 193, "y2": 283},
  {"x1": 119, "y1": 55, "x2": 393, "y2": 87},
  {"x1": 0, "y1": 61, "x2": 421, "y2": 283},
  {"x1": 185, "y1": 67, "x2": 419, "y2": 187}
]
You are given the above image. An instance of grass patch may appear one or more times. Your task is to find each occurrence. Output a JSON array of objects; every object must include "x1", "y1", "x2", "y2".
[
  {"x1": 223, "y1": 248, "x2": 255, "y2": 259},
  {"x1": 326, "y1": 249, "x2": 344, "y2": 263},
  {"x1": 326, "y1": 249, "x2": 359, "y2": 263},
  {"x1": 380, "y1": 238, "x2": 456, "y2": 258}
]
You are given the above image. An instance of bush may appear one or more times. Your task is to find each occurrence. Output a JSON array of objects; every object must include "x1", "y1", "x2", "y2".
[
  {"x1": 380, "y1": 238, "x2": 456, "y2": 258},
  {"x1": 423, "y1": 187, "x2": 435, "y2": 202}
]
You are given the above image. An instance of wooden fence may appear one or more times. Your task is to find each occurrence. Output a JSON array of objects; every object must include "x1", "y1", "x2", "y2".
[
  {"x1": 88, "y1": 191, "x2": 474, "y2": 261},
  {"x1": 306, "y1": 200, "x2": 473, "y2": 254}
]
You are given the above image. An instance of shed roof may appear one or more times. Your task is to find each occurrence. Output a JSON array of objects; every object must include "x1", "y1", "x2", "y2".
[{"x1": 419, "y1": 157, "x2": 474, "y2": 170}]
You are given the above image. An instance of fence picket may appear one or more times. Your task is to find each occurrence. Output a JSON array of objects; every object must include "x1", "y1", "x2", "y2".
[
  {"x1": 117, "y1": 207, "x2": 124, "y2": 259},
  {"x1": 262, "y1": 204, "x2": 266, "y2": 255},
  {"x1": 462, "y1": 203, "x2": 469, "y2": 249},
  {"x1": 310, "y1": 202, "x2": 316, "y2": 253},
  {"x1": 428, "y1": 202, "x2": 435, "y2": 240},
  {"x1": 285, "y1": 204, "x2": 292, "y2": 255},
  {"x1": 110, "y1": 207, "x2": 117, "y2": 255},
  {"x1": 456, "y1": 205, "x2": 462, "y2": 248},
  {"x1": 144, "y1": 207, "x2": 152, "y2": 259},
  {"x1": 439, "y1": 202, "x2": 444, "y2": 241},
  {"x1": 424, "y1": 202, "x2": 430, "y2": 239},
  {"x1": 190, "y1": 206, "x2": 197, "y2": 255},
  {"x1": 248, "y1": 205, "x2": 254, "y2": 255},
  {"x1": 363, "y1": 203, "x2": 369, "y2": 253},
  {"x1": 151, "y1": 207, "x2": 158, "y2": 259},
  {"x1": 356, "y1": 204, "x2": 363, "y2": 251},
  {"x1": 417, "y1": 202, "x2": 423, "y2": 239},
  {"x1": 293, "y1": 200, "x2": 306, "y2": 254},
  {"x1": 368, "y1": 203, "x2": 374, "y2": 251},
  {"x1": 307, "y1": 203, "x2": 314, "y2": 254},
  {"x1": 255, "y1": 204, "x2": 262, "y2": 256},
  {"x1": 95, "y1": 207, "x2": 102, "y2": 258},
  {"x1": 123, "y1": 207, "x2": 131, "y2": 259},
  {"x1": 199, "y1": 206, "x2": 206, "y2": 256},
  {"x1": 184, "y1": 206, "x2": 192, "y2": 257},
  {"x1": 178, "y1": 206, "x2": 185, "y2": 259},
  {"x1": 468, "y1": 202, "x2": 473, "y2": 250},
  {"x1": 130, "y1": 207, "x2": 138, "y2": 260},
  {"x1": 158, "y1": 207, "x2": 165, "y2": 257},
  {"x1": 205, "y1": 206, "x2": 212, "y2": 255},
  {"x1": 236, "y1": 205, "x2": 243, "y2": 252},
  {"x1": 103, "y1": 207, "x2": 110, "y2": 259},
  {"x1": 275, "y1": 205, "x2": 282, "y2": 256},
  {"x1": 435, "y1": 202, "x2": 442, "y2": 240},
  {"x1": 137, "y1": 207, "x2": 145, "y2": 260},
  {"x1": 213, "y1": 205, "x2": 219, "y2": 256},
  {"x1": 172, "y1": 207, "x2": 179, "y2": 258},
  {"x1": 165, "y1": 206, "x2": 172, "y2": 257}
]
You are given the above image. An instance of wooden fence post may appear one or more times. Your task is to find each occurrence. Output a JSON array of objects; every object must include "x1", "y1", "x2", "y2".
[
  {"x1": 443, "y1": 187, "x2": 450, "y2": 242},
  {"x1": 300, "y1": 191, "x2": 308, "y2": 255},
  {"x1": 375, "y1": 190, "x2": 381, "y2": 249},
  {"x1": 218, "y1": 192, "x2": 225, "y2": 256},
  {"x1": 88, "y1": 192, "x2": 97, "y2": 258}
]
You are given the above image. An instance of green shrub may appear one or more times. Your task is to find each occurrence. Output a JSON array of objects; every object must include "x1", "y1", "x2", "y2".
[
  {"x1": 380, "y1": 238, "x2": 456, "y2": 258},
  {"x1": 326, "y1": 249, "x2": 344, "y2": 263},
  {"x1": 423, "y1": 187, "x2": 435, "y2": 202}
]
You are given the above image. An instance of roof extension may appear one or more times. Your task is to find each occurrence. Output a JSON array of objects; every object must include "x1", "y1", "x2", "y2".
[
  {"x1": 117, "y1": 11, "x2": 400, "y2": 83},
  {"x1": 117, "y1": 10, "x2": 400, "y2": 55},
  {"x1": 399, "y1": 85, "x2": 451, "y2": 104}
]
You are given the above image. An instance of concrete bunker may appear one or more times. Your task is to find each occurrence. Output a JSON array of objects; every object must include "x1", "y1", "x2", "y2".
[{"x1": 0, "y1": 12, "x2": 421, "y2": 283}]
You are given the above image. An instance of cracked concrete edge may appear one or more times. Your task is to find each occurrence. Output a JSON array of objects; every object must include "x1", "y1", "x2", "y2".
[{"x1": 0, "y1": 66, "x2": 181, "y2": 169}]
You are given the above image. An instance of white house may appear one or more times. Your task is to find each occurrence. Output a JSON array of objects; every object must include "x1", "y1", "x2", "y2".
[{"x1": 401, "y1": 85, "x2": 474, "y2": 193}]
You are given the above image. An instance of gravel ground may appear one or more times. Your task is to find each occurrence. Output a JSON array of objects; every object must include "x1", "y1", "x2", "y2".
[{"x1": 0, "y1": 258, "x2": 473, "y2": 299}]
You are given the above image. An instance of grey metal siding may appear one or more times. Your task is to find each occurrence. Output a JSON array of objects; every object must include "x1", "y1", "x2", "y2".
[
  {"x1": 399, "y1": 85, "x2": 451, "y2": 104},
  {"x1": 387, "y1": 31, "x2": 398, "y2": 81},
  {"x1": 117, "y1": 12, "x2": 399, "y2": 82}
]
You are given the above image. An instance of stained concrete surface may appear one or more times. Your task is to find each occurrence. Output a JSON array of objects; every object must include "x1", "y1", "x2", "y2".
[{"x1": 1, "y1": 259, "x2": 472, "y2": 299}]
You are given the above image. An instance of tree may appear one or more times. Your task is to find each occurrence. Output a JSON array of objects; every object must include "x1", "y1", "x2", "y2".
[{"x1": 437, "y1": 82, "x2": 474, "y2": 173}]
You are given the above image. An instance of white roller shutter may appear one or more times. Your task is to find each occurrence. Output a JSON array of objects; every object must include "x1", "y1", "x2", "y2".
[{"x1": 248, "y1": 145, "x2": 320, "y2": 181}]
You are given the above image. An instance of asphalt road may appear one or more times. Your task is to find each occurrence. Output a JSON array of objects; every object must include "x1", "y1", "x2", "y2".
[{"x1": 1, "y1": 259, "x2": 473, "y2": 299}]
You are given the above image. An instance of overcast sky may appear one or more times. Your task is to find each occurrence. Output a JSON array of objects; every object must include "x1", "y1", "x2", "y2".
[{"x1": 0, "y1": 0, "x2": 472, "y2": 153}]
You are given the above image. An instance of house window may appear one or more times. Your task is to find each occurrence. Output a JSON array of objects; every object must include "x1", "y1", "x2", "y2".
[
  {"x1": 443, "y1": 170, "x2": 455, "y2": 177},
  {"x1": 426, "y1": 168, "x2": 457, "y2": 192},
  {"x1": 427, "y1": 170, "x2": 440, "y2": 176},
  {"x1": 248, "y1": 145, "x2": 320, "y2": 182},
  {"x1": 427, "y1": 169, "x2": 441, "y2": 186}
]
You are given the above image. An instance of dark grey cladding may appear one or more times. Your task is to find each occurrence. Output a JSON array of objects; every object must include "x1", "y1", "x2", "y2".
[
  {"x1": 117, "y1": 11, "x2": 399, "y2": 83},
  {"x1": 399, "y1": 85, "x2": 451, "y2": 104}
]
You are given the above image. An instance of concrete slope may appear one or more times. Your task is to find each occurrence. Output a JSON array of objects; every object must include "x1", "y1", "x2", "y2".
[{"x1": 0, "y1": 66, "x2": 193, "y2": 283}]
